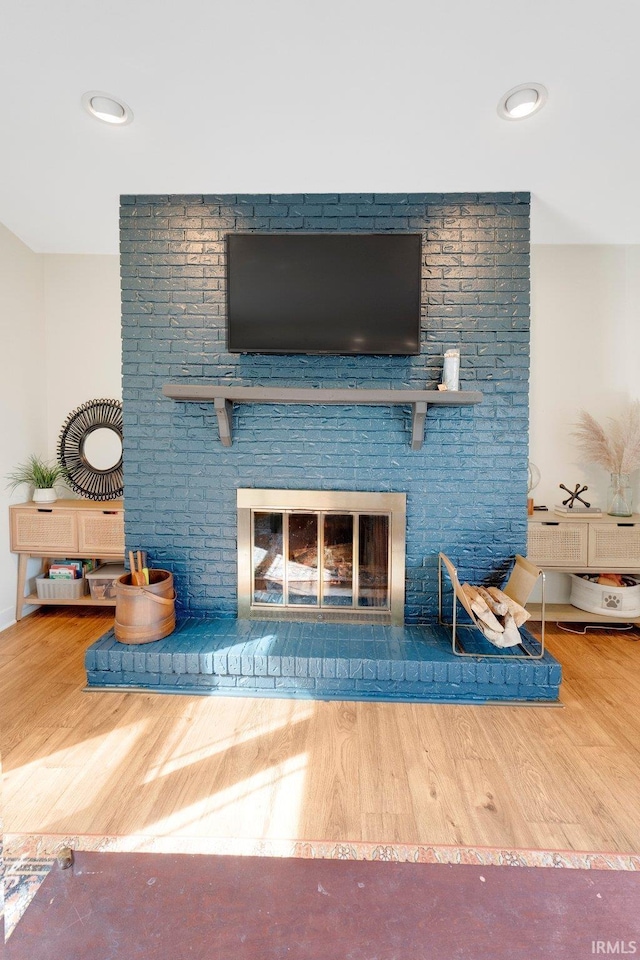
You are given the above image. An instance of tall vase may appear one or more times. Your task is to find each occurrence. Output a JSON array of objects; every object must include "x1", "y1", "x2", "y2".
[{"x1": 607, "y1": 473, "x2": 633, "y2": 517}]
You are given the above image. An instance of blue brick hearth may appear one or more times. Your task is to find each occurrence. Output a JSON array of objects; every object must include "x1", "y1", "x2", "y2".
[{"x1": 85, "y1": 620, "x2": 561, "y2": 704}]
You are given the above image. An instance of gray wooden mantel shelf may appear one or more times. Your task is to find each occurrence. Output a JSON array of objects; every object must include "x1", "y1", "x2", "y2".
[{"x1": 161, "y1": 384, "x2": 483, "y2": 451}]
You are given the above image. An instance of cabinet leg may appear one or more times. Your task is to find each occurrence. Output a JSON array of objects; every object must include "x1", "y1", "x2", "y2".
[{"x1": 16, "y1": 554, "x2": 28, "y2": 622}]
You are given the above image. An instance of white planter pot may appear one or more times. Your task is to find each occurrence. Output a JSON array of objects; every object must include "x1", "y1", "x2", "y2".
[{"x1": 33, "y1": 488, "x2": 57, "y2": 504}]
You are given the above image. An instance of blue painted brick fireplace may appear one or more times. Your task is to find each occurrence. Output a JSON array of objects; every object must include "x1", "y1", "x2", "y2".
[
  {"x1": 85, "y1": 191, "x2": 560, "y2": 702},
  {"x1": 119, "y1": 192, "x2": 531, "y2": 621}
]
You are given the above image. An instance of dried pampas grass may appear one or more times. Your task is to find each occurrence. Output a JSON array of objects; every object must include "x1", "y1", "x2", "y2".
[{"x1": 574, "y1": 402, "x2": 640, "y2": 475}]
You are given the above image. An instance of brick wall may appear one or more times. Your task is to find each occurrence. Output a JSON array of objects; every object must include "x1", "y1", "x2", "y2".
[{"x1": 120, "y1": 193, "x2": 530, "y2": 622}]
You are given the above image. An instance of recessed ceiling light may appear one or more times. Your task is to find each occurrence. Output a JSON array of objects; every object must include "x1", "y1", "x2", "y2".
[
  {"x1": 497, "y1": 82, "x2": 548, "y2": 121},
  {"x1": 81, "y1": 91, "x2": 133, "y2": 125}
]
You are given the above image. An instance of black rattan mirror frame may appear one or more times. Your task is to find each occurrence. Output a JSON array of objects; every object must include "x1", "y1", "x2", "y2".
[{"x1": 57, "y1": 398, "x2": 123, "y2": 500}]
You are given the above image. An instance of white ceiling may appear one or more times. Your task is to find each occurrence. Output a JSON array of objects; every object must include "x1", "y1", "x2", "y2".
[{"x1": 2, "y1": 0, "x2": 639, "y2": 254}]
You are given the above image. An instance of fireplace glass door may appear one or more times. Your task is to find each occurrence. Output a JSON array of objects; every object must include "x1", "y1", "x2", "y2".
[
  {"x1": 252, "y1": 510, "x2": 390, "y2": 614},
  {"x1": 238, "y1": 490, "x2": 405, "y2": 624}
]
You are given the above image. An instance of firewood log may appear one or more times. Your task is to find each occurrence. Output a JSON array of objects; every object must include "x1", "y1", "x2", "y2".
[
  {"x1": 461, "y1": 583, "x2": 504, "y2": 633},
  {"x1": 477, "y1": 625, "x2": 505, "y2": 644},
  {"x1": 486, "y1": 587, "x2": 531, "y2": 627},
  {"x1": 475, "y1": 586, "x2": 508, "y2": 616},
  {"x1": 496, "y1": 613, "x2": 522, "y2": 648},
  {"x1": 480, "y1": 613, "x2": 521, "y2": 649},
  {"x1": 461, "y1": 583, "x2": 487, "y2": 609}
]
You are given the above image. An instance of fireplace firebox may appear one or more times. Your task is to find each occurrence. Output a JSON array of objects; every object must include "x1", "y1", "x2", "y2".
[{"x1": 237, "y1": 490, "x2": 406, "y2": 625}]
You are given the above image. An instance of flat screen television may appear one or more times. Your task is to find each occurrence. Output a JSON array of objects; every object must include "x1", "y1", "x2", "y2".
[{"x1": 227, "y1": 233, "x2": 422, "y2": 355}]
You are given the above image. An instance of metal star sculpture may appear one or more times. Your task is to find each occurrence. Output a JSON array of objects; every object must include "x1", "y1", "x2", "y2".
[{"x1": 559, "y1": 482, "x2": 590, "y2": 508}]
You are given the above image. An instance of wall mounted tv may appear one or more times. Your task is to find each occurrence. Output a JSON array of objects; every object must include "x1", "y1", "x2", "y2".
[{"x1": 226, "y1": 233, "x2": 422, "y2": 355}]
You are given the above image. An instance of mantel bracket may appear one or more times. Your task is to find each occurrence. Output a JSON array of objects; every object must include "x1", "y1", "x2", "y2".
[
  {"x1": 214, "y1": 397, "x2": 233, "y2": 447},
  {"x1": 411, "y1": 401, "x2": 428, "y2": 451}
]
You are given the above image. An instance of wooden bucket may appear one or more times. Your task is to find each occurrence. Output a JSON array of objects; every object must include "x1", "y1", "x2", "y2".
[{"x1": 114, "y1": 569, "x2": 176, "y2": 644}]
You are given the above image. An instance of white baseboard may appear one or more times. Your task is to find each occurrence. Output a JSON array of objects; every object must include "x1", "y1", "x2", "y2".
[
  {"x1": 0, "y1": 604, "x2": 16, "y2": 633},
  {"x1": 0, "y1": 602, "x2": 39, "y2": 634}
]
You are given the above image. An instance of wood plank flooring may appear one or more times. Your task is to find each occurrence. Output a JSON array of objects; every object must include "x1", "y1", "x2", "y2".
[{"x1": 1, "y1": 609, "x2": 640, "y2": 853}]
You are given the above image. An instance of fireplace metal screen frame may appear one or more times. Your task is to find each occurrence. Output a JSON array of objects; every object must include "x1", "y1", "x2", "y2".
[{"x1": 237, "y1": 489, "x2": 406, "y2": 625}]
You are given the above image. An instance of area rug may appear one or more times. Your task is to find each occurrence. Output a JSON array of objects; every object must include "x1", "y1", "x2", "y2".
[
  {"x1": 5, "y1": 833, "x2": 640, "y2": 942},
  {"x1": 6, "y1": 849, "x2": 640, "y2": 959}
]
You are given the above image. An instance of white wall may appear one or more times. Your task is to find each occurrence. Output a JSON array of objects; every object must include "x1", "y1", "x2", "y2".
[
  {"x1": 0, "y1": 224, "x2": 46, "y2": 628},
  {"x1": 43, "y1": 255, "x2": 121, "y2": 458},
  {"x1": 530, "y1": 245, "x2": 640, "y2": 510},
  {"x1": 0, "y1": 232, "x2": 120, "y2": 630}
]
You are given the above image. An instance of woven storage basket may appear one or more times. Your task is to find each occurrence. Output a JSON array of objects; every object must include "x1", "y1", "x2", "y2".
[
  {"x1": 114, "y1": 570, "x2": 176, "y2": 644},
  {"x1": 570, "y1": 574, "x2": 640, "y2": 618},
  {"x1": 36, "y1": 575, "x2": 88, "y2": 600}
]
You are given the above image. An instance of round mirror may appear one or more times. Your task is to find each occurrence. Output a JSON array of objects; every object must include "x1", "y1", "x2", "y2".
[
  {"x1": 82, "y1": 427, "x2": 123, "y2": 472},
  {"x1": 58, "y1": 399, "x2": 124, "y2": 500}
]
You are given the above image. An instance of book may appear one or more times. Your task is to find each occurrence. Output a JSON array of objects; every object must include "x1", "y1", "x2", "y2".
[
  {"x1": 49, "y1": 559, "x2": 97, "y2": 579},
  {"x1": 554, "y1": 504, "x2": 602, "y2": 517},
  {"x1": 49, "y1": 567, "x2": 76, "y2": 579}
]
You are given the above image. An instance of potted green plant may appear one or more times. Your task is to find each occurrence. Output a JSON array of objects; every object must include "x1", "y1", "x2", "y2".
[{"x1": 6, "y1": 455, "x2": 68, "y2": 504}]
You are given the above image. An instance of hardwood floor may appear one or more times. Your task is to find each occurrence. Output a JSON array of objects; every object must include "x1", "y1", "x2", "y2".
[{"x1": 1, "y1": 609, "x2": 640, "y2": 853}]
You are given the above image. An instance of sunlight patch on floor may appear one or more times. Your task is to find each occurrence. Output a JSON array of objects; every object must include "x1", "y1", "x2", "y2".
[
  {"x1": 144, "y1": 753, "x2": 310, "y2": 839},
  {"x1": 142, "y1": 702, "x2": 316, "y2": 781},
  {"x1": 4, "y1": 721, "x2": 142, "y2": 778}
]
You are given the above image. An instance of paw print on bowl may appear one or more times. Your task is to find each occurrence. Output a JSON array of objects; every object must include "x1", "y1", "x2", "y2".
[{"x1": 603, "y1": 593, "x2": 622, "y2": 609}]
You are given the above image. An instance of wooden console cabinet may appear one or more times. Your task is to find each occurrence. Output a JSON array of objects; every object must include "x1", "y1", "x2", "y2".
[
  {"x1": 527, "y1": 513, "x2": 640, "y2": 624},
  {"x1": 10, "y1": 499, "x2": 125, "y2": 621}
]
